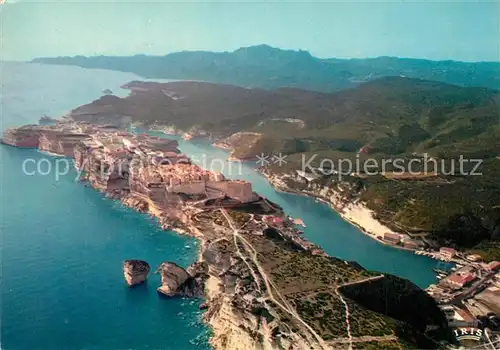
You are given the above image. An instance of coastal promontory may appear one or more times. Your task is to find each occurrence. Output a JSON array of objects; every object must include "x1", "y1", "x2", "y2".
[
  {"x1": 156, "y1": 261, "x2": 208, "y2": 298},
  {"x1": 1, "y1": 112, "x2": 452, "y2": 349}
]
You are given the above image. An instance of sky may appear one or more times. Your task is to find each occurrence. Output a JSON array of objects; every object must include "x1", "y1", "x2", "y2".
[{"x1": 1, "y1": 0, "x2": 499, "y2": 62}]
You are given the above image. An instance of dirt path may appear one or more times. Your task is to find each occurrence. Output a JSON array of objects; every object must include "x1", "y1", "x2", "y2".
[
  {"x1": 221, "y1": 209, "x2": 398, "y2": 349},
  {"x1": 335, "y1": 289, "x2": 353, "y2": 350},
  {"x1": 221, "y1": 209, "x2": 330, "y2": 349},
  {"x1": 232, "y1": 233, "x2": 262, "y2": 293},
  {"x1": 331, "y1": 274, "x2": 386, "y2": 349},
  {"x1": 329, "y1": 335, "x2": 399, "y2": 344}
]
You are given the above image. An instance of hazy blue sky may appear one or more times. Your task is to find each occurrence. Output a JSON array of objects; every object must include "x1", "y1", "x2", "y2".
[{"x1": 2, "y1": 0, "x2": 499, "y2": 62}]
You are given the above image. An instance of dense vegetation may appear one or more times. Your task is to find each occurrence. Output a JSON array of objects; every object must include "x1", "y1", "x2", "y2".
[
  {"x1": 70, "y1": 76, "x2": 499, "y2": 258},
  {"x1": 71, "y1": 77, "x2": 499, "y2": 161},
  {"x1": 339, "y1": 275, "x2": 448, "y2": 333},
  {"x1": 248, "y1": 232, "x2": 447, "y2": 348},
  {"x1": 33, "y1": 44, "x2": 500, "y2": 92},
  {"x1": 270, "y1": 157, "x2": 500, "y2": 259}
]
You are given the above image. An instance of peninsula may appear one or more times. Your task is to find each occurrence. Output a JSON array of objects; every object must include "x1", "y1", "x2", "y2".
[
  {"x1": 55, "y1": 77, "x2": 500, "y2": 263},
  {"x1": 2, "y1": 120, "x2": 449, "y2": 349}
]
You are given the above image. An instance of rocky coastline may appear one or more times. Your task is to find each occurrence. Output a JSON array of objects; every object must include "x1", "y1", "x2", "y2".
[
  {"x1": 2, "y1": 121, "x2": 449, "y2": 349},
  {"x1": 212, "y1": 132, "x2": 262, "y2": 162},
  {"x1": 1, "y1": 122, "x2": 325, "y2": 348}
]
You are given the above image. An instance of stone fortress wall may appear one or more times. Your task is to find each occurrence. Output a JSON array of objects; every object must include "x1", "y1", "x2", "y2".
[{"x1": 1, "y1": 123, "x2": 257, "y2": 208}]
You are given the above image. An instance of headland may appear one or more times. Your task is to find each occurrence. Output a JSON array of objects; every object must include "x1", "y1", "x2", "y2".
[{"x1": 1, "y1": 120, "x2": 450, "y2": 349}]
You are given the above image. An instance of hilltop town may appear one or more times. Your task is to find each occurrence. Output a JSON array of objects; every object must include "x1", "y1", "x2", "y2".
[
  {"x1": 425, "y1": 248, "x2": 500, "y2": 330},
  {"x1": 2, "y1": 120, "x2": 453, "y2": 349}
]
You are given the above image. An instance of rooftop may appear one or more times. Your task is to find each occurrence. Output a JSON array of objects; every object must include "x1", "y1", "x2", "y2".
[
  {"x1": 486, "y1": 261, "x2": 500, "y2": 271},
  {"x1": 440, "y1": 247, "x2": 456, "y2": 253},
  {"x1": 447, "y1": 273, "x2": 475, "y2": 286}
]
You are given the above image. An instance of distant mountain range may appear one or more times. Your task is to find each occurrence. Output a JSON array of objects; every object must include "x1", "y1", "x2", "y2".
[{"x1": 32, "y1": 45, "x2": 500, "y2": 92}]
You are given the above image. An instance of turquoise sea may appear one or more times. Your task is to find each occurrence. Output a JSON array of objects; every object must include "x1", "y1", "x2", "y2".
[
  {"x1": 1, "y1": 63, "x2": 209, "y2": 349},
  {"x1": 1, "y1": 62, "x2": 440, "y2": 349},
  {"x1": 175, "y1": 139, "x2": 441, "y2": 287}
]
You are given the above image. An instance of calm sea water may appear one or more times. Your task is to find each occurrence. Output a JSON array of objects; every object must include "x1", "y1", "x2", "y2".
[
  {"x1": 174, "y1": 139, "x2": 440, "y2": 287},
  {"x1": 1, "y1": 62, "x2": 440, "y2": 349},
  {"x1": 1, "y1": 63, "x2": 210, "y2": 350}
]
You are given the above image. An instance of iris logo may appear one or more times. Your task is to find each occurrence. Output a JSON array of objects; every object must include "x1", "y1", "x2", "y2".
[{"x1": 453, "y1": 327, "x2": 483, "y2": 342}]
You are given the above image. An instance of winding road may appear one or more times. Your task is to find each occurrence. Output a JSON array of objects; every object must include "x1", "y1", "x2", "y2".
[{"x1": 221, "y1": 208, "x2": 396, "y2": 349}]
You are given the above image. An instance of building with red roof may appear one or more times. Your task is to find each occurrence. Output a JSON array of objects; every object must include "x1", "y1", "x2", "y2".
[
  {"x1": 446, "y1": 273, "x2": 476, "y2": 289},
  {"x1": 264, "y1": 216, "x2": 284, "y2": 227},
  {"x1": 440, "y1": 247, "x2": 456, "y2": 260},
  {"x1": 486, "y1": 261, "x2": 500, "y2": 272},
  {"x1": 383, "y1": 232, "x2": 402, "y2": 244}
]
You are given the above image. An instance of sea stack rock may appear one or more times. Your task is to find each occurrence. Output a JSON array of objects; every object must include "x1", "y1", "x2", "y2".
[
  {"x1": 123, "y1": 260, "x2": 150, "y2": 287},
  {"x1": 156, "y1": 261, "x2": 208, "y2": 298},
  {"x1": 156, "y1": 262, "x2": 190, "y2": 297}
]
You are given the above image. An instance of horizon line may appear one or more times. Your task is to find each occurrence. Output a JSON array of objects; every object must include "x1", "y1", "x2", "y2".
[{"x1": 21, "y1": 44, "x2": 500, "y2": 64}]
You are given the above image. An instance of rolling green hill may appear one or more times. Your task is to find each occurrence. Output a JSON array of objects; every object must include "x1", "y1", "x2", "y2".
[
  {"x1": 69, "y1": 77, "x2": 500, "y2": 256},
  {"x1": 70, "y1": 77, "x2": 499, "y2": 161}
]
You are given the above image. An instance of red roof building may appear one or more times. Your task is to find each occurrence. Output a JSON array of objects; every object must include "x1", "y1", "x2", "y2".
[
  {"x1": 486, "y1": 261, "x2": 500, "y2": 272},
  {"x1": 383, "y1": 232, "x2": 402, "y2": 244},
  {"x1": 264, "y1": 216, "x2": 284, "y2": 227},
  {"x1": 455, "y1": 308, "x2": 475, "y2": 323},
  {"x1": 440, "y1": 247, "x2": 456, "y2": 260},
  {"x1": 271, "y1": 217, "x2": 284, "y2": 225},
  {"x1": 446, "y1": 273, "x2": 476, "y2": 289},
  {"x1": 403, "y1": 239, "x2": 423, "y2": 249}
]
